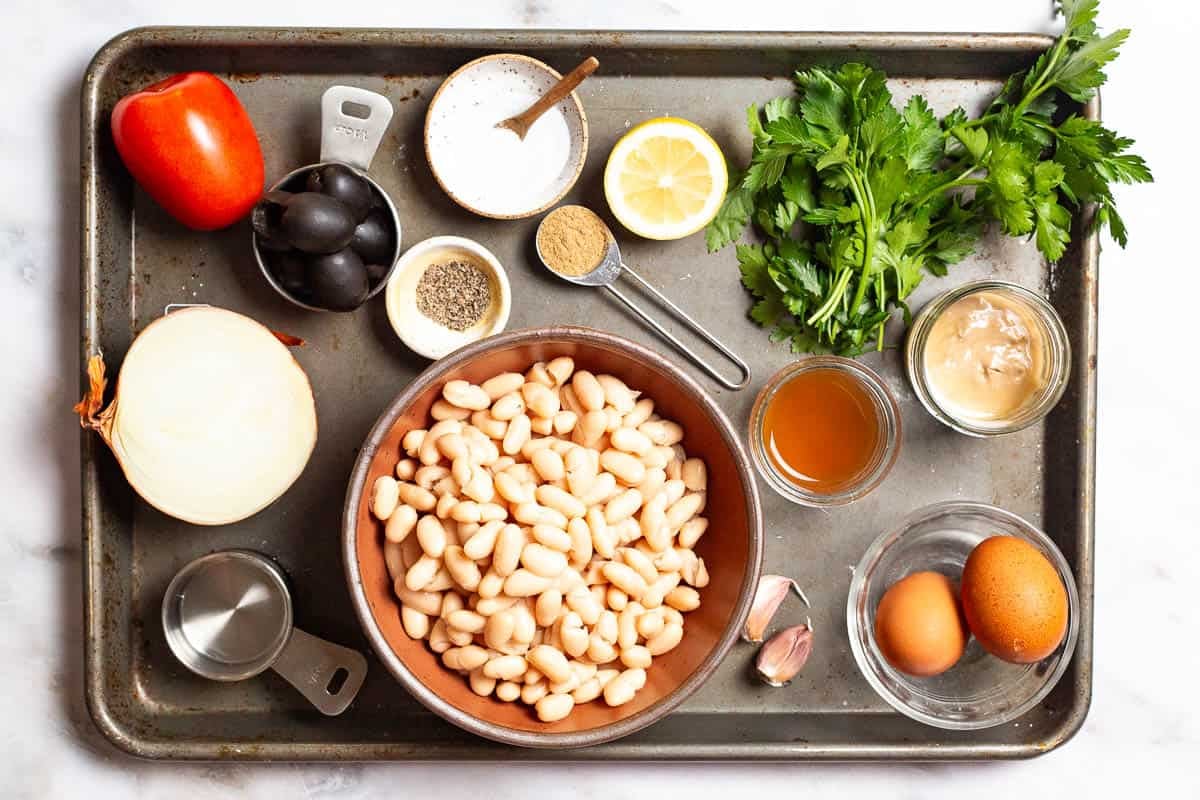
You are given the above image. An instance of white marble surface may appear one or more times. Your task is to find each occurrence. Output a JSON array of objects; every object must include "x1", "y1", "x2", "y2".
[{"x1": 2, "y1": 0, "x2": 1196, "y2": 796}]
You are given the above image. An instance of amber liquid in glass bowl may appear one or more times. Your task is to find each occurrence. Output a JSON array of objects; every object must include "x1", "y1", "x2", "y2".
[{"x1": 761, "y1": 368, "x2": 881, "y2": 494}]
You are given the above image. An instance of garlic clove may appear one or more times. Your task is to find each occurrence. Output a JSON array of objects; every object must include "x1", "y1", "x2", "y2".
[
  {"x1": 755, "y1": 624, "x2": 813, "y2": 687},
  {"x1": 742, "y1": 574, "x2": 810, "y2": 643}
]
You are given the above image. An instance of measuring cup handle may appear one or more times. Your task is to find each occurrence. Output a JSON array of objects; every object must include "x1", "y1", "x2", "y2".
[
  {"x1": 271, "y1": 627, "x2": 368, "y2": 716},
  {"x1": 319, "y1": 85, "x2": 395, "y2": 171}
]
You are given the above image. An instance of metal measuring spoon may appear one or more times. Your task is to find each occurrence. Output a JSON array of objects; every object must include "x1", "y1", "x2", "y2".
[
  {"x1": 162, "y1": 550, "x2": 367, "y2": 716},
  {"x1": 535, "y1": 206, "x2": 750, "y2": 390}
]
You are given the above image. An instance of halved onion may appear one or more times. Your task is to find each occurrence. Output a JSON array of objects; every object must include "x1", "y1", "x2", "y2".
[{"x1": 76, "y1": 306, "x2": 318, "y2": 525}]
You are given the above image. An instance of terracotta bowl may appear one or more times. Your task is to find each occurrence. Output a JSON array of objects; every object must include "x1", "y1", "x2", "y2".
[{"x1": 342, "y1": 327, "x2": 763, "y2": 748}]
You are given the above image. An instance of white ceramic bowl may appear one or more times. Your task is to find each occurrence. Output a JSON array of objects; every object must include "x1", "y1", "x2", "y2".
[
  {"x1": 385, "y1": 236, "x2": 511, "y2": 360},
  {"x1": 425, "y1": 54, "x2": 589, "y2": 219}
]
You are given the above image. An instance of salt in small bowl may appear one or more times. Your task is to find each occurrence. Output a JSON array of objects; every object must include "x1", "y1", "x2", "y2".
[{"x1": 425, "y1": 54, "x2": 589, "y2": 219}]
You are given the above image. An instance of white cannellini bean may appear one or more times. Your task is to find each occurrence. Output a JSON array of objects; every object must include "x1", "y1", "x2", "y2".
[
  {"x1": 395, "y1": 458, "x2": 417, "y2": 480},
  {"x1": 636, "y1": 468, "x2": 667, "y2": 502},
  {"x1": 566, "y1": 518, "x2": 593, "y2": 568},
  {"x1": 677, "y1": 517, "x2": 709, "y2": 549},
  {"x1": 574, "y1": 409, "x2": 607, "y2": 448},
  {"x1": 638, "y1": 419, "x2": 684, "y2": 446},
  {"x1": 603, "y1": 668, "x2": 647, "y2": 707},
  {"x1": 642, "y1": 445, "x2": 674, "y2": 470},
  {"x1": 405, "y1": 555, "x2": 441, "y2": 591},
  {"x1": 620, "y1": 645, "x2": 652, "y2": 669},
  {"x1": 400, "y1": 606, "x2": 430, "y2": 639},
  {"x1": 496, "y1": 681, "x2": 521, "y2": 702},
  {"x1": 655, "y1": 547, "x2": 684, "y2": 574},
  {"x1": 546, "y1": 356, "x2": 575, "y2": 386},
  {"x1": 504, "y1": 569, "x2": 554, "y2": 597},
  {"x1": 475, "y1": 595, "x2": 517, "y2": 617},
  {"x1": 463, "y1": 519, "x2": 504, "y2": 560},
  {"x1": 397, "y1": 482, "x2": 437, "y2": 512},
  {"x1": 481, "y1": 371, "x2": 525, "y2": 400},
  {"x1": 535, "y1": 484, "x2": 586, "y2": 519},
  {"x1": 384, "y1": 504, "x2": 418, "y2": 543},
  {"x1": 560, "y1": 613, "x2": 589, "y2": 658},
  {"x1": 623, "y1": 398, "x2": 654, "y2": 428},
  {"x1": 641, "y1": 572, "x2": 681, "y2": 610},
  {"x1": 469, "y1": 668, "x2": 497, "y2": 696},
  {"x1": 402, "y1": 429, "x2": 427, "y2": 457},
  {"x1": 371, "y1": 476, "x2": 400, "y2": 521},
  {"x1": 606, "y1": 586, "x2": 628, "y2": 611},
  {"x1": 446, "y1": 626, "x2": 473, "y2": 647},
  {"x1": 521, "y1": 543, "x2": 568, "y2": 578},
  {"x1": 596, "y1": 374, "x2": 638, "y2": 412},
  {"x1": 525, "y1": 362, "x2": 554, "y2": 387},
  {"x1": 433, "y1": 434, "x2": 468, "y2": 463},
  {"x1": 559, "y1": 384, "x2": 585, "y2": 417},
  {"x1": 571, "y1": 371, "x2": 605, "y2": 411},
  {"x1": 521, "y1": 382, "x2": 560, "y2": 419},
  {"x1": 444, "y1": 546, "x2": 481, "y2": 592},
  {"x1": 565, "y1": 587, "x2": 603, "y2": 626},
  {"x1": 602, "y1": 562, "x2": 647, "y2": 600},
  {"x1": 502, "y1": 413, "x2": 532, "y2": 455},
  {"x1": 604, "y1": 488, "x2": 644, "y2": 524},
  {"x1": 531, "y1": 448, "x2": 565, "y2": 483},
  {"x1": 604, "y1": 407, "x2": 624, "y2": 432},
  {"x1": 514, "y1": 502, "x2": 568, "y2": 529},
  {"x1": 620, "y1": 548, "x2": 659, "y2": 584},
  {"x1": 646, "y1": 623, "x2": 684, "y2": 655},
  {"x1": 601, "y1": 449, "x2": 646, "y2": 486},
  {"x1": 470, "y1": 410, "x2": 508, "y2": 440},
  {"x1": 483, "y1": 654, "x2": 527, "y2": 680},
  {"x1": 666, "y1": 493, "x2": 705, "y2": 531},
  {"x1": 552, "y1": 411, "x2": 577, "y2": 435},
  {"x1": 493, "y1": 524, "x2": 525, "y2": 577},
  {"x1": 535, "y1": 589, "x2": 563, "y2": 627},
  {"x1": 384, "y1": 540, "x2": 405, "y2": 582},
  {"x1": 446, "y1": 609, "x2": 486, "y2": 634},
  {"x1": 522, "y1": 681, "x2": 549, "y2": 705},
  {"x1": 416, "y1": 514, "x2": 448, "y2": 558},
  {"x1": 442, "y1": 380, "x2": 491, "y2": 411},
  {"x1": 637, "y1": 609, "x2": 666, "y2": 639},
  {"x1": 531, "y1": 414, "x2": 556, "y2": 436},
  {"x1": 666, "y1": 585, "x2": 701, "y2": 612},
  {"x1": 477, "y1": 569, "x2": 504, "y2": 599},
  {"x1": 428, "y1": 619, "x2": 451, "y2": 653},
  {"x1": 447, "y1": 645, "x2": 489, "y2": 672},
  {"x1": 587, "y1": 635, "x2": 617, "y2": 664},
  {"x1": 531, "y1": 524, "x2": 572, "y2": 553},
  {"x1": 484, "y1": 611, "x2": 515, "y2": 650},
  {"x1": 595, "y1": 609, "x2": 619, "y2": 644},
  {"x1": 431, "y1": 399, "x2": 472, "y2": 421},
  {"x1": 610, "y1": 426, "x2": 652, "y2": 455},
  {"x1": 494, "y1": 471, "x2": 535, "y2": 505},
  {"x1": 462, "y1": 469, "x2": 495, "y2": 504},
  {"x1": 490, "y1": 391, "x2": 525, "y2": 421},
  {"x1": 571, "y1": 677, "x2": 603, "y2": 704},
  {"x1": 682, "y1": 458, "x2": 708, "y2": 492},
  {"x1": 527, "y1": 645, "x2": 572, "y2": 684},
  {"x1": 536, "y1": 693, "x2": 574, "y2": 722},
  {"x1": 424, "y1": 567, "x2": 455, "y2": 592},
  {"x1": 392, "y1": 580, "x2": 442, "y2": 616},
  {"x1": 435, "y1": 491, "x2": 458, "y2": 520},
  {"x1": 440, "y1": 591, "x2": 465, "y2": 618}
]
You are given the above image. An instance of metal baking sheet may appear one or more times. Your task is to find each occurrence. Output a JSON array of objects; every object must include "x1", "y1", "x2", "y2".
[{"x1": 81, "y1": 28, "x2": 1095, "y2": 760}]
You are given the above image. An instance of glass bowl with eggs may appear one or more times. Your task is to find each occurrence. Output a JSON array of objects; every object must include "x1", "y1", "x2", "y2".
[{"x1": 846, "y1": 501, "x2": 1079, "y2": 730}]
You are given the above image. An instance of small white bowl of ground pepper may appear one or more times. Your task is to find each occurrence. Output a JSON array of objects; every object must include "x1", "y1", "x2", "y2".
[{"x1": 385, "y1": 236, "x2": 511, "y2": 359}]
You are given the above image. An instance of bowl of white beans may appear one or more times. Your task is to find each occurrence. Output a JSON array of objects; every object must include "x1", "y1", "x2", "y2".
[{"x1": 343, "y1": 326, "x2": 763, "y2": 748}]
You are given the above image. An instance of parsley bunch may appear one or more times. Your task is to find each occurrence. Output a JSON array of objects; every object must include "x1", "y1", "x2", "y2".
[{"x1": 706, "y1": 0, "x2": 1151, "y2": 355}]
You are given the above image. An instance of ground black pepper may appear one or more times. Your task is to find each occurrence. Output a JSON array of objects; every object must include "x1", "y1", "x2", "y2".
[{"x1": 415, "y1": 260, "x2": 492, "y2": 332}]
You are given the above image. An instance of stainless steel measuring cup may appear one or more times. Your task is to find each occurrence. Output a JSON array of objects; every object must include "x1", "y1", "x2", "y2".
[
  {"x1": 253, "y1": 85, "x2": 401, "y2": 312},
  {"x1": 162, "y1": 550, "x2": 367, "y2": 716},
  {"x1": 535, "y1": 205, "x2": 751, "y2": 390}
]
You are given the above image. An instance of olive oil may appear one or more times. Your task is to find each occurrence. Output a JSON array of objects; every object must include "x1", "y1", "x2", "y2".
[{"x1": 761, "y1": 367, "x2": 881, "y2": 495}]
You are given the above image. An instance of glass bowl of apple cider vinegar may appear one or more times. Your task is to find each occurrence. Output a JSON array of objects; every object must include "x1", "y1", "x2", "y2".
[{"x1": 749, "y1": 357, "x2": 902, "y2": 507}]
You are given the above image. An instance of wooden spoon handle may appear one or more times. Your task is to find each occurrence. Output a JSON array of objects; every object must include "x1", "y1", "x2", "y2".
[{"x1": 513, "y1": 56, "x2": 599, "y2": 128}]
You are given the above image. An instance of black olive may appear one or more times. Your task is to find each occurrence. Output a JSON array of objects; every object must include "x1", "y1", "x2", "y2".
[
  {"x1": 281, "y1": 192, "x2": 357, "y2": 254},
  {"x1": 265, "y1": 250, "x2": 310, "y2": 298},
  {"x1": 308, "y1": 248, "x2": 369, "y2": 311},
  {"x1": 349, "y1": 207, "x2": 396, "y2": 266},
  {"x1": 364, "y1": 261, "x2": 390, "y2": 285},
  {"x1": 251, "y1": 190, "x2": 294, "y2": 250},
  {"x1": 307, "y1": 163, "x2": 374, "y2": 222}
]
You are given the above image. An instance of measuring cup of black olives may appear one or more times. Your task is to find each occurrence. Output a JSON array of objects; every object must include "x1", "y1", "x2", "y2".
[{"x1": 252, "y1": 86, "x2": 401, "y2": 312}]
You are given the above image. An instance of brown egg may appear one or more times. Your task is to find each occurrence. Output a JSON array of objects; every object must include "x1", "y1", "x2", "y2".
[
  {"x1": 874, "y1": 571, "x2": 969, "y2": 677},
  {"x1": 960, "y1": 536, "x2": 1068, "y2": 664}
]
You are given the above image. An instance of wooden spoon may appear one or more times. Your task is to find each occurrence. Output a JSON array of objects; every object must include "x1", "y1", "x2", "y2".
[{"x1": 495, "y1": 56, "x2": 599, "y2": 139}]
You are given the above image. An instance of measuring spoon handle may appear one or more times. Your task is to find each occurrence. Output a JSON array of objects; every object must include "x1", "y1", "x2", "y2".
[
  {"x1": 607, "y1": 267, "x2": 751, "y2": 390},
  {"x1": 271, "y1": 627, "x2": 368, "y2": 716},
  {"x1": 600, "y1": 275, "x2": 748, "y2": 391}
]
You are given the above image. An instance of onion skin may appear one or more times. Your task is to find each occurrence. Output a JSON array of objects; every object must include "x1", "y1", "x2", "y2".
[{"x1": 75, "y1": 354, "x2": 116, "y2": 439}]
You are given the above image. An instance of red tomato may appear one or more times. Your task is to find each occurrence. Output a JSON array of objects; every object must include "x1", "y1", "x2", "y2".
[{"x1": 111, "y1": 72, "x2": 265, "y2": 231}]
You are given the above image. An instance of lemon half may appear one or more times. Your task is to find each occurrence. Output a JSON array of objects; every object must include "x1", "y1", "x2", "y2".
[{"x1": 603, "y1": 117, "x2": 728, "y2": 241}]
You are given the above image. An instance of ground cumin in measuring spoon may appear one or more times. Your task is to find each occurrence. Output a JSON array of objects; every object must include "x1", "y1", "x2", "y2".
[
  {"x1": 537, "y1": 205, "x2": 611, "y2": 277},
  {"x1": 415, "y1": 260, "x2": 492, "y2": 331}
]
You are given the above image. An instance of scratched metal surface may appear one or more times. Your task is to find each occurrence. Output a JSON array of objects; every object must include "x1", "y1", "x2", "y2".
[{"x1": 80, "y1": 28, "x2": 1096, "y2": 760}]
